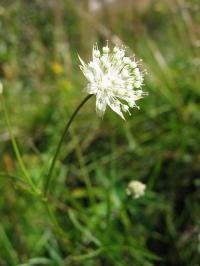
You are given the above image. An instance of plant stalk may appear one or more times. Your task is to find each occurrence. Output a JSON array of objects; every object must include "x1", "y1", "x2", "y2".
[
  {"x1": 44, "y1": 94, "x2": 93, "y2": 197},
  {"x1": 0, "y1": 95, "x2": 39, "y2": 194}
]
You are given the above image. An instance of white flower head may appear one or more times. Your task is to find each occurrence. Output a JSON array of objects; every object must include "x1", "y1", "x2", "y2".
[
  {"x1": 0, "y1": 81, "x2": 3, "y2": 94},
  {"x1": 126, "y1": 180, "x2": 146, "y2": 198},
  {"x1": 79, "y1": 44, "x2": 147, "y2": 119}
]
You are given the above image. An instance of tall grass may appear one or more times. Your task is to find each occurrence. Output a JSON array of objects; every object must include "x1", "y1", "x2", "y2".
[{"x1": 0, "y1": 0, "x2": 200, "y2": 265}]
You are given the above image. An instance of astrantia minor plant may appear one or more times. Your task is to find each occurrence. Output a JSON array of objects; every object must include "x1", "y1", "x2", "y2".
[
  {"x1": 44, "y1": 44, "x2": 147, "y2": 197},
  {"x1": 0, "y1": 43, "x2": 148, "y2": 233}
]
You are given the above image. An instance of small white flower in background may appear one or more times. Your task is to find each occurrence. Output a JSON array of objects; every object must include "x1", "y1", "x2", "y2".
[
  {"x1": 126, "y1": 180, "x2": 146, "y2": 198},
  {"x1": 79, "y1": 43, "x2": 147, "y2": 119},
  {"x1": 0, "y1": 81, "x2": 3, "y2": 94}
]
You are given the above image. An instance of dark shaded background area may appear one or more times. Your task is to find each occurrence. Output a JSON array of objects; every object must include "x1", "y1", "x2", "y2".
[{"x1": 0, "y1": 0, "x2": 200, "y2": 265}]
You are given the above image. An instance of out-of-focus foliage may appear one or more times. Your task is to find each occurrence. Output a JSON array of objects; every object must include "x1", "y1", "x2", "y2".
[{"x1": 0, "y1": 0, "x2": 200, "y2": 265}]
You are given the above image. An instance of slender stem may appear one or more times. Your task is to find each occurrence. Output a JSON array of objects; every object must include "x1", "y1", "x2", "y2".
[
  {"x1": 0, "y1": 95, "x2": 39, "y2": 194},
  {"x1": 44, "y1": 94, "x2": 93, "y2": 197}
]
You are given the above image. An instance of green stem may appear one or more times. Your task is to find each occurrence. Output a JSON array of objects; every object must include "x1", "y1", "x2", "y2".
[
  {"x1": 0, "y1": 95, "x2": 39, "y2": 194},
  {"x1": 44, "y1": 94, "x2": 93, "y2": 197},
  {"x1": 1, "y1": 98, "x2": 61, "y2": 237}
]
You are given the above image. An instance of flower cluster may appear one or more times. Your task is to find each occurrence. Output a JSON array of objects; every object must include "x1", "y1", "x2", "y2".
[
  {"x1": 126, "y1": 180, "x2": 146, "y2": 198},
  {"x1": 79, "y1": 44, "x2": 147, "y2": 119}
]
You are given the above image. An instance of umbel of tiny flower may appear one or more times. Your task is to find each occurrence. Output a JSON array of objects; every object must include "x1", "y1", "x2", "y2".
[
  {"x1": 79, "y1": 44, "x2": 148, "y2": 119},
  {"x1": 126, "y1": 180, "x2": 146, "y2": 198}
]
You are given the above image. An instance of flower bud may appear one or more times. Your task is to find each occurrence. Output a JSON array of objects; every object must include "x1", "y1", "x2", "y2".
[
  {"x1": 129, "y1": 61, "x2": 137, "y2": 69},
  {"x1": 126, "y1": 180, "x2": 146, "y2": 198},
  {"x1": 134, "y1": 81, "x2": 142, "y2": 88},
  {"x1": 103, "y1": 46, "x2": 110, "y2": 54},
  {"x1": 94, "y1": 49, "x2": 100, "y2": 58},
  {"x1": 133, "y1": 68, "x2": 140, "y2": 75},
  {"x1": 122, "y1": 68, "x2": 129, "y2": 78},
  {"x1": 123, "y1": 57, "x2": 131, "y2": 64}
]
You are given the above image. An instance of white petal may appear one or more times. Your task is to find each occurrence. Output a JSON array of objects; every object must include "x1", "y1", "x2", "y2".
[
  {"x1": 93, "y1": 46, "x2": 100, "y2": 59},
  {"x1": 87, "y1": 84, "x2": 98, "y2": 94},
  {"x1": 106, "y1": 94, "x2": 125, "y2": 120},
  {"x1": 96, "y1": 93, "x2": 107, "y2": 117},
  {"x1": 78, "y1": 55, "x2": 87, "y2": 68}
]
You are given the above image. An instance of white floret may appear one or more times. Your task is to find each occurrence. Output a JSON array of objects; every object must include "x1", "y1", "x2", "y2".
[{"x1": 79, "y1": 44, "x2": 148, "y2": 119}]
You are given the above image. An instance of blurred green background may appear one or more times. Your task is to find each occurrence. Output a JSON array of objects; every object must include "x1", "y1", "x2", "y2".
[{"x1": 0, "y1": 0, "x2": 200, "y2": 265}]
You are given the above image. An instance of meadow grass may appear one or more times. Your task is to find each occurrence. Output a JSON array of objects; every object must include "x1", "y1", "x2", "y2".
[{"x1": 0, "y1": 1, "x2": 200, "y2": 265}]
